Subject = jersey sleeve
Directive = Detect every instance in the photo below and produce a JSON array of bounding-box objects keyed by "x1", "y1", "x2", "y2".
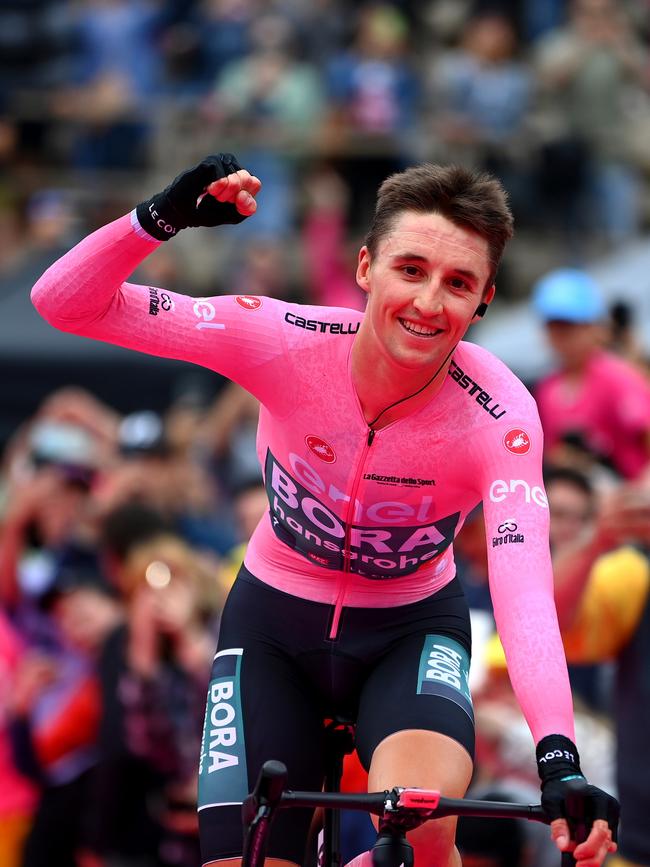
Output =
[
  {"x1": 475, "y1": 406, "x2": 576, "y2": 743},
  {"x1": 562, "y1": 546, "x2": 650, "y2": 663},
  {"x1": 30, "y1": 213, "x2": 295, "y2": 410}
]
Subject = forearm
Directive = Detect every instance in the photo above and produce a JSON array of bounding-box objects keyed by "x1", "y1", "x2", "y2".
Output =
[{"x1": 493, "y1": 587, "x2": 575, "y2": 744}]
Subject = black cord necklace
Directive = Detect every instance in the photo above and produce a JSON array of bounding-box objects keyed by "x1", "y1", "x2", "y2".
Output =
[{"x1": 367, "y1": 342, "x2": 458, "y2": 429}]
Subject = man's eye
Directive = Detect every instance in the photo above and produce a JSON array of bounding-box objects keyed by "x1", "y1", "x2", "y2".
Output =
[
  {"x1": 449, "y1": 277, "x2": 468, "y2": 290},
  {"x1": 402, "y1": 265, "x2": 421, "y2": 277}
]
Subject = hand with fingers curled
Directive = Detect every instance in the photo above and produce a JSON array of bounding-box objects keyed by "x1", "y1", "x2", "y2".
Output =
[
  {"x1": 536, "y1": 734, "x2": 620, "y2": 864},
  {"x1": 135, "y1": 153, "x2": 262, "y2": 241}
]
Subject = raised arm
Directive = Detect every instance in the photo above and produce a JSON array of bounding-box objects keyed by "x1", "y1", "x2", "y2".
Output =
[{"x1": 30, "y1": 156, "x2": 297, "y2": 405}]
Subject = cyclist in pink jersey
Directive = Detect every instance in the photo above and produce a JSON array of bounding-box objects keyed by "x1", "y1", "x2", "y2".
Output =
[{"x1": 30, "y1": 154, "x2": 618, "y2": 866}]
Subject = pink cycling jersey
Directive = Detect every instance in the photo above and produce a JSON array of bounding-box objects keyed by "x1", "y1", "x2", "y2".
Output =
[{"x1": 31, "y1": 212, "x2": 575, "y2": 742}]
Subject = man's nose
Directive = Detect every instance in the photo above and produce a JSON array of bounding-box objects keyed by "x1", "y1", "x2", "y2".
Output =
[{"x1": 413, "y1": 283, "x2": 443, "y2": 317}]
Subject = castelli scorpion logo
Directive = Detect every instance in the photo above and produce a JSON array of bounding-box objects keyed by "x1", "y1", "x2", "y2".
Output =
[
  {"x1": 305, "y1": 435, "x2": 336, "y2": 463},
  {"x1": 503, "y1": 428, "x2": 531, "y2": 455}
]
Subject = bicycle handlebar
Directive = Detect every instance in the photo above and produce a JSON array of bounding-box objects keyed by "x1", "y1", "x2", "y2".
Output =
[{"x1": 243, "y1": 761, "x2": 581, "y2": 867}]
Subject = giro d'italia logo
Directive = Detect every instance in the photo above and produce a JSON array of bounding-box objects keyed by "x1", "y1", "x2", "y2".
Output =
[
  {"x1": 305, "y1": 435, "x2": 336, "y2": 463},
  {"x1": 235, "y1": 295, "x2": 262, "y2": 310},
  {"x1": 503, "y1": 428, "x2": 531, "y2": 455}
]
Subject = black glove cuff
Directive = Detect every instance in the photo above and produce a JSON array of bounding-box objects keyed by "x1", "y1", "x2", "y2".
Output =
[
  {"x1": 135, "y1": 196, "x2": 182, "y2": 242},
  {"x1": 536, "y1": 734, "x2": 582, "y2": 784}
]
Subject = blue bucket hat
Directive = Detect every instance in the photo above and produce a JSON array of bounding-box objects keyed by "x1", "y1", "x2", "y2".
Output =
[{"x1": 532, "y1": 268, "x2": 606, "y2": 323}]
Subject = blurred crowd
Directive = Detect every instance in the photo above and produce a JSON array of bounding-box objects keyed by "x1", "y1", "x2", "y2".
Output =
[
  {"x1": 2, "y1": 1, "x2": 650, "y2": 866},
  {"x1": 2, "y1": 0, "x2": 650, "y2": 298}
]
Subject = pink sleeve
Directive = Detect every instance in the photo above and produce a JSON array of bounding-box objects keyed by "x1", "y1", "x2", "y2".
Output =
[
  {"x1": 474, "y1": 415, "x2": 575, "y2": 743},
  {"x1": 31, "y1": 213, "x2": 293, "y2": 408}
]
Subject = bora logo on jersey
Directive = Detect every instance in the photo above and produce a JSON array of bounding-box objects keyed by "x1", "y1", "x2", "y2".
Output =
[{"x1": 265, "y1": 449, "x2": 460, "y2": 579}]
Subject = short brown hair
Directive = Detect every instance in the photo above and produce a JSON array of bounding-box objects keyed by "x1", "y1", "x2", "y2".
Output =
[{"x1": 364, "y1": 163, "x2": 514, "y2": 287}]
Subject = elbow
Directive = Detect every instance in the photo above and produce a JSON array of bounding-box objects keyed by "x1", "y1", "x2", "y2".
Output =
[
  {"x1": 30, "y1": 272, "x2": 70, "y2": 331},
  {"x1": 31, "y1": 273, "x2": 54, "y2": 322}
]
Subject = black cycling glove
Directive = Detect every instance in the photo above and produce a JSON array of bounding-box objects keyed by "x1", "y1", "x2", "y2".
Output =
[
  {"x1": 537, "y1": 734, "x2": 619, "y2": 841},
  {"x1": 136, "y1": 153, "x2": 249, "y2": 241}
]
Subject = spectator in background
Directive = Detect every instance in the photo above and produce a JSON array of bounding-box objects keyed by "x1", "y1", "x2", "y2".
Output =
[
  {"x1": 0, "y1": 611, "x2": 38, "y2": 867},
  {"x1": 607, "y1": 299, "x2": 649, "y2": 374},
  {"x1": 325, "y1": 3, "x2": 418, "y2": 138},
  {"x1": 532, "y1": 0, "x2": 649, "y2": 244},
  {"x1": 301, "y1": 163, "x2": 366, "y2": 310},
  {"x1": 197, "y1": 0, "x2": 256, "y2": 85},
  {"x1": 427, "y1": 12, "x2": 533, "y2": 223},
  {"x1": 6, "y1": 553, "x2": 121, "y2": 867},
  {"x1": 552, "y1": 470, "x2": 650, "y2": 867},
  {"x1": 532, "y1": 268, "x2": 650, "y2": 482},
  {"x1": 285, "y1": 0, "x2": 353, "y2": 68},
  {"x1": 0, "y1": 190, "x2": 81, "y2": 302},
  {"x1": 223, "y1": 235, "x2": 302, "y2": 303},
  {"x1": 199, "y1": 381, "x2": 262, "y2": 498},
  {"x1": 545, "y1": 465, "x2": 597, "y2": 553},
  {"x1": 95, "y1": 409, "x2": 237, "y2": 558},
  {"x1": 33, "y1": 504, "x2": 218, "y2": 867},
  {"x1": 453, "y1": 505, "x2": 491, "y2": 614},
  {"x1": 203, "y1": 10, "x2": 325, "y2": 239},
  {"x1": 0, "y1": 0, "x2": 74, "y2": 171},
  {"x1": 323, "y1": 3, "x2": 421, "y2": 226},
  {"x1": 117, "y1": 531, "x2": 215, "y2": 867},
  {"x1": 0, "y1": 419, "x2": 99, "y2": 643},
  {"x1": 216, "y1": 478, "x2": 269, "y2": 602},
  {"x1": 544, "y1": 465, "x2": 610, "y2": 712},
  {"x1": 0, "y1": 388, "x2": 117, "y2": 636},
  {"x1": 50, "y1": 0, "x2": 164, "y2": 169},
  {"x1": 208, "y1": 10, "x2": 325, "y2": 138}
]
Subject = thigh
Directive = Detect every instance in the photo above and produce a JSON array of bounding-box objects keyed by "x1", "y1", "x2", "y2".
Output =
[
  {"x1": 354, "y1": 629, "x2": 475, "y2": 771},
  {"x1": 198, "y1": 574, "x2": 326, "y2": 865}
]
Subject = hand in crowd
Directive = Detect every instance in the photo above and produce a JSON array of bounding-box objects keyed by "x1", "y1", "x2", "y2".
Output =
[
  {"x1": 2, "y1": 466, "x2": 66, "y2": 530},
  {"x1": 128, "y1": 577, "x2": 202, "y2": 678},
  {"x1": 593, "y1": 483, "x2": 650, "y2": 552},
  {"x1": 9, "y1": 652, "x2": 59, "y2": 716},
  {"x1": 34, "y1": 387, "x2": 120, "y2": 455}
]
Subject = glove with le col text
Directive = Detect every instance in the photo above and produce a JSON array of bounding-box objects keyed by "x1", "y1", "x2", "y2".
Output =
[
  {"x1": 537, "y1": 734, "x2": 619, "y2": 840},
  {"x1": 135, "y1": 153, "x2": 248, "y2": 241}
]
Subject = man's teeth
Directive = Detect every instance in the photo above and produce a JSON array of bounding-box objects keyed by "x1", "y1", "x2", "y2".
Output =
[{"x1": 400, "y1": 319, "x2": 439, "y2": 336}]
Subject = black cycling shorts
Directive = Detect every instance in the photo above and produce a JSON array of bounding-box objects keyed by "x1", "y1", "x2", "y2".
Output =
[{"x1": 198, "y1": 565, "x2": 474, "y2": 865}]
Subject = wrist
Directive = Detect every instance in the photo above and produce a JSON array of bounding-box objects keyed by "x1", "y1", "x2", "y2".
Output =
[
  {"x1": 134, "y1": 198, "x2": 181, "y2": 242},
  {"x1": 536, "y1": 734, "x2": 583, "y2": 784}
]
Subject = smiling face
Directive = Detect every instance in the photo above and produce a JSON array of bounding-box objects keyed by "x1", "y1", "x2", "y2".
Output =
[{"x1": 355, "y1": 210, "x2": 495, "y2": 375}]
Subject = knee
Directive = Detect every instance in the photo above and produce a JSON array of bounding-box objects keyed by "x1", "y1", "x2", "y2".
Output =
[{"x1": 408, "y1": 815, "x2": 459, "y2": 867}]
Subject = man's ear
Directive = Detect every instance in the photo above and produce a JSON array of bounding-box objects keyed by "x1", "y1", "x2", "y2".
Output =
[
  {"x1": 356, "y1": 246, "x2": 371, "y2": 294},
  {"x1": 473, "y1": 283, "x2": 496, "y2": 319}
]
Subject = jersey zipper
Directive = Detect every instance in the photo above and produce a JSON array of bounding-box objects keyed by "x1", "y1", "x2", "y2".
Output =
[{"x1": 328, "y1": 426, "x2": 376, "y2": 639}]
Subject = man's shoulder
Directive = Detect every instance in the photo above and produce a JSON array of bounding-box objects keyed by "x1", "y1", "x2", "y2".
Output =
[
  {"x1": 280, "y1": 302, "x2": 364, "y2": 337},
  {"x1": 453, "y1": 341, "x2": 537, "y2": 406}
]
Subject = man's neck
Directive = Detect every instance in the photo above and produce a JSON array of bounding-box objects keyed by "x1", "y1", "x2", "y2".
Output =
[{"x1": 350, "y1": 337, "x2": 451, "y2": 428}]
